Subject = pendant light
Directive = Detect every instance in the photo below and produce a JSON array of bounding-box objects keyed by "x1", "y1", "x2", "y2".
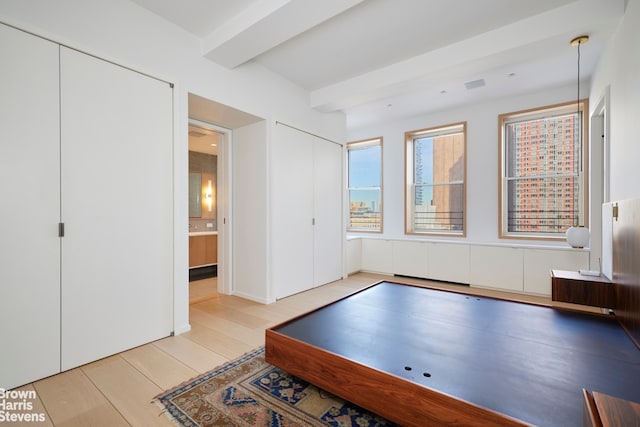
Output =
[{"x1": 565, "y1": 35, "x2": 590, "y2": 249}]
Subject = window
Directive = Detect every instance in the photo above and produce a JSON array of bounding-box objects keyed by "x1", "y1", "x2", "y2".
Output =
[
  {"x1": 405, "y1": 123, "x2": 466, "y2": 235},
  {"x1": 499, "y1": 100, "x2": 588, "y2": 239},
  {"x1": 347, "y1": 137, "x2": 382, "y2": 232}
]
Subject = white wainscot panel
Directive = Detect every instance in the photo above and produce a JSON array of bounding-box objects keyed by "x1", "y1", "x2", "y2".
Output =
[
  {"x1": 470, "y1": 246, "x2": 523, "y2": 292},
  {"x1": 428, "y1": 242, "x2": 470, "y2": 284},
  {"x1": 392, "y1": 240, "x2": 428, "y2": 278},
  {"x1": 361, "y1": 239, "x2": 393, "y2": 275},
  {"x1": 346, "y1": 238, "x2": 362, "y2": 275},
  {"x1": 523, "y1": 248, "x2": 590, "y2": 295}
]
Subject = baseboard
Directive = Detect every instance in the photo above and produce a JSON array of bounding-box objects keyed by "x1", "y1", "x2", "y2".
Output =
[
  {"x1": 189, "y1": 265, "x2": 217, "y2": 281},
  {"x1": 174, "y1": 323, "x2": 191, "y2": 335},
  {"x1": 233, "y1": 290, "x2": 270, "y2": 304}
]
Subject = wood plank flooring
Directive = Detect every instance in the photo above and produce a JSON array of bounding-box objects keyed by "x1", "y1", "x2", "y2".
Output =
[{"x1": 4, "y1": 273, "x2": 602, "y2": 426}]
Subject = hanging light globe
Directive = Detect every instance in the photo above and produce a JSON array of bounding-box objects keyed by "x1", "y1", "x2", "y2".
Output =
[{"x1": 566, "y1": 225, "x2": 590, "y2": 248}]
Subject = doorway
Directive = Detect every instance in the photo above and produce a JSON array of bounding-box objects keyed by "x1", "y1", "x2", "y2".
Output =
[
  {"x1": 188, "y1": 119, "x2": 230, "y2": 303},
  {"x1": 187, "y1": 92, "x2": 265, "y2": 304}
]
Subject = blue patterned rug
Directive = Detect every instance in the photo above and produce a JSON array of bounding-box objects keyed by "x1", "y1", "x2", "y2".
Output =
[{"x1": 155, "y1": 346, "x2": 398, "y2": 427}]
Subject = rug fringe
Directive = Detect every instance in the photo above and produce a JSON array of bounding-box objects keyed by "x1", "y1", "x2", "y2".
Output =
[{"x1": 152, "y1": 399, "x2": 186, "y2": 427}]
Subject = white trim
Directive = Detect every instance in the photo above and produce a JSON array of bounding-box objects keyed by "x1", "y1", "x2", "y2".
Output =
[
  {"x1": 589, "y1": 86, "x2": 610, "y2": 271},
  {"x1": 174, "y1": 324, "x2": 192, "y2": 335},
  {"x1": 188, "y1": 118, "x2": 233, "y2": 295}
]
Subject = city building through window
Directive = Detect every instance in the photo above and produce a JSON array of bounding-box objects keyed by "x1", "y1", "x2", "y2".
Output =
[
  {"x1": 405, "y1": 122, "x2": 466, "y2": 235},
  {"x1": 347, "y1": 137, "x2": 382, "y2": 232},
  {"x1": 499, "y1": 100, "x2": 588, "y2": 239}
]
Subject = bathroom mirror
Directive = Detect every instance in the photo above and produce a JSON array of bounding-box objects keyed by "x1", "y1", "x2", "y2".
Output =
[{"x1": 189, "y1": 172, "x2": 202, "y2": 218}]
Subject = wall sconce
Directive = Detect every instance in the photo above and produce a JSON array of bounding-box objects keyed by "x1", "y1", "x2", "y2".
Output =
[{"x1": 205, "y1": 179, "x2": 213, "y2": 212}]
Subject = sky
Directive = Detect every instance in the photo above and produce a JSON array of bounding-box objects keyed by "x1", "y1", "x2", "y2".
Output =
[{"x1": 348, "y1": 139, "x2": 436, "y2": 210}]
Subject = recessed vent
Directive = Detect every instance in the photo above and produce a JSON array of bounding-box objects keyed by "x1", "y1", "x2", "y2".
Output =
[{"x1": 464, "y1": 79, "x2": 486, "y2": 90}]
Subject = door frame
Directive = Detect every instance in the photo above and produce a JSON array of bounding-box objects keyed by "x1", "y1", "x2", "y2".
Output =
[
  {"x1": 589, "y1": 86, "x2": 610, "y2": 272},
  {"x1": 189, "y1": 118, "x2": 233, "y2": 295}
]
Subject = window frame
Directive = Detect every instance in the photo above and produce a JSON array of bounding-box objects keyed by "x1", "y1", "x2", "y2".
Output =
[
  {"x1": 498, "y1": 99, "x2": 589, "y2": 240},
  {"x1": 347, "y1": 137, "x2": 383, "y2": 233},
  {"x1": 404, "y1": 122, "x2": 467, "y2": 237}
]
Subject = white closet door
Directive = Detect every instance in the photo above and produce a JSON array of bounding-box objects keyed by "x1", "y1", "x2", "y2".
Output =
[
  {"x1": 60, "y1": 48, "x2": 173, "y2": 369},
  {"x1": 313, "y1": 139, "x2": 343, "y2": 286},
  {"x1": 272, "y1": 124, "x2": 314, "y2": 299},
  {"x1": 0, "y1": 24, "x2": 61, "y2": 389}
]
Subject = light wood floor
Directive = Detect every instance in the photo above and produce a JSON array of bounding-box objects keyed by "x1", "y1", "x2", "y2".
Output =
[
  {"x1": 7, "y1": 272, "x2": 598, "y2": 426},
  {"x1": 188, "y1": 276, "x2": 218, "y2": 304}
]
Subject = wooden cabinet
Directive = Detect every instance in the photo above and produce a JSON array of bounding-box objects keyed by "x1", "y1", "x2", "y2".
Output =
[
  {"x1": 551, "y1": 269, "x2": 615, "y2": 308},
  {"x1": 189, "y1": 234, "x2": 218, "y2": 267}
]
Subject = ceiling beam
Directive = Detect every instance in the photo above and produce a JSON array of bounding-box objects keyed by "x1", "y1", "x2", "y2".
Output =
[
  {"x1": 203, "y1": 0, "x2": 364, "y2": 69},
  {"x1": 310, "y1": 0, "x2": 623, "y2": 113}
]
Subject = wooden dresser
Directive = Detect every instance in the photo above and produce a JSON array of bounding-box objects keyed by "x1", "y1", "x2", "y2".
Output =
[{"x1": 551, "y1": 269, "x2": 616, "y2": 308}]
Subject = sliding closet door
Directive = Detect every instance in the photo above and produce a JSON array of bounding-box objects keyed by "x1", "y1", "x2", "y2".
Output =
[
  {"x1": 0, "y1": 24, "x2": 61, "y2": 389},
  {"x1": 272, "y1": 124, "x2": 343, "y2": 299},
  {"x1": 313, "y1": 139, "x2": 343, "y2": 286},
  {"x1": 272, "y1": 124, "x2": 314, "y2": 299},
  {"x1": 60, "y1": 48, "x2": 173, "y2": 369}
]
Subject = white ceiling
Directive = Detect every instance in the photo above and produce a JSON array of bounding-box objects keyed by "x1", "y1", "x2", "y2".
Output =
[
  {"x1": 131, "y1": 0, "x2": 625, "y2": 129},
  {"x1": 188, "y1": 124, "x2": 220, "y2": 155}
]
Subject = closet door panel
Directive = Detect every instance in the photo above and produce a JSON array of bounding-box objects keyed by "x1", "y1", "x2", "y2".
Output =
[
  {"x1": 272, "y1": 124, "x2": 314, "y2": 299},
  {"x1": 60, "y1": 48, "x2": 173, "y2": 370},
  {"x1": 0, "y1": 24, "x2": 61, "y2": 389},
  {"x1": 313, "y1": 139, "x2": 342, "y2": 286}
]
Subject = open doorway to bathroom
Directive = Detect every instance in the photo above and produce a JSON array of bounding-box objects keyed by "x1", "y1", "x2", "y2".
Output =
[
  {"x1": 188, "y1": 119, "x2": 225, "y2": 303},
  {"x1": 187, "y1": 92, "x2": 264, "y2": 303}
]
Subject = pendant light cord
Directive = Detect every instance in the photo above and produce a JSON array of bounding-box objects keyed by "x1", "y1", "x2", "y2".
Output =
[
  {"x1": 577, "y1": 39, "x2": 581, "y2": 112},
  {"x1": 570, "y1": 34, "x2": 588, "y2": 227},
  {"x1": 577, "y1": 39, "x2": 582, "y2": 176}
]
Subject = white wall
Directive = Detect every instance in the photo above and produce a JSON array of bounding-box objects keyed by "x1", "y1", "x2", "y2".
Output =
[
  {"x1": 0, "y1": 0, "x2": 345, "y2": 333},
  {"x1": 0, "y1": 1, "x2": 344, "y2": 138},
  {"x1": 591, "y1": 0, "x2": 640, "y2": 202},
  {"x1": 587, "y1": 0, "x2": 640, "y2": 276},
  {"x1": 347, "y1": 0, "x2": 640, "y2": 275},
  {"x1": 348, "y1": 83, "x2": 582, "y2": 246},
  {"x1": 233, "y1": 121, "x2": 270, "y2": 303}
]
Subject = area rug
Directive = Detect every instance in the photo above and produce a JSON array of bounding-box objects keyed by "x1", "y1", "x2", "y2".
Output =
[{"x1": 155, "y1": 346, "x2": 398, "y2": 427}]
